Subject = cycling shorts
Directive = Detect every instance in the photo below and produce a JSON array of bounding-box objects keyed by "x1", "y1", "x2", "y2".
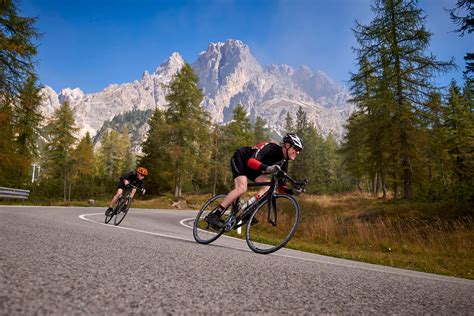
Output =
[{"x1": 231, "y1": 150, "x2": 261, "y2": 182}]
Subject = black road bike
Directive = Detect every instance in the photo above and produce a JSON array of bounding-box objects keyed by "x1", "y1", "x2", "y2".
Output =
[
  {"x1": 193, "y1": 168, "x2": 307, "y2": 254},
  {"x1": 105, "y1": 184, "x2": 144, "y2": 226}
]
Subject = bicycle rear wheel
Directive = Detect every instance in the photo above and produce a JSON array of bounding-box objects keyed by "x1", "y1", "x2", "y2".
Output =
[
  {"x1": 193, "y1": 194, "x2": 229, "y2": 244},
  {"x1": 114, "y1": 198, "x2": 130, "y2": 226},
  {"x1": 246, "y1": 194, "x2": 300, "y2": 254},
  {"x1": 105, "y1": 209, "x2": 114, "y2": 224}
]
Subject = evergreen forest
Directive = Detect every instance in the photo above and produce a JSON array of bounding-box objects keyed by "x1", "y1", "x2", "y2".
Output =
[{"x1": 1, "y1": 0, "x2": 472, "y2": 204}]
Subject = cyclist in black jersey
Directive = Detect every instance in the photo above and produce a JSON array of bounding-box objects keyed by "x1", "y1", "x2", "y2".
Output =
[
  {"x1": 105, "y1": 167, "x2": 148, "y2": 216},
  {"x1": 207, "y1": 133, "x2": 303, "y2": 228}
]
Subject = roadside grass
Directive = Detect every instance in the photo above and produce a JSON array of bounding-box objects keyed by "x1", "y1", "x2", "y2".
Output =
[
  {"x1": 5, "y1": 192, "x2": 472, "y2": 279},
  {"x1": 289, "y1": 193, "x2": 473, "y2": 279}
]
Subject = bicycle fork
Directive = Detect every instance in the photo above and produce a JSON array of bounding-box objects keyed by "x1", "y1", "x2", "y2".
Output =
[{"x1": 267, "y1": 196, "x2": 278, "y2": 226}]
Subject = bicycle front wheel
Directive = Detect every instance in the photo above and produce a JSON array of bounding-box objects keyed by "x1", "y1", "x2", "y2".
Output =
[
  {"x1": 246, "y1": 194, "x2": 300, "y2": 254},
  {"x1": 114, "y1": 198, "x2": 130, "y2": 226},
  {"x1": 193, "y1": 194, "x2": 228, "y2": 244}
]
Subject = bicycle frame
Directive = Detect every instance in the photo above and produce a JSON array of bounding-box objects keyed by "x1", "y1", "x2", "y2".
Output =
[
  {"x1": 238, "y1": 170, "x2": 305, "y2": 227},
  {"x1": 113, "y1": 184, "x2": 142, "y2": 215}
]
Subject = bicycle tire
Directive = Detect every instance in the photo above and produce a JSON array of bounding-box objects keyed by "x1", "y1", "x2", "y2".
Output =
[
  {"x1": 114, "y1": 198, "x2": 130, "y2": 226},
  {"x1": 105, "y1": 210, "x2": 114, "y2": 224},
  {"x1": 193, "y1": 194, "x2": 228, "y2": 244},
  {"x1": 246, "y1": 194, "x2": 300, "y2": 254}
]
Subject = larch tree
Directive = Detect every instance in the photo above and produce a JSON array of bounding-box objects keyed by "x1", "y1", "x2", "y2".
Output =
[
  {"x1": 44, "y1": 102, "x2": 78, "y2": 201},
  {"x1": 164, "y1": 63, "x2": 211, "y2": 197},
  {"x1": 13, "y1": 74, "x2": 43, "y2": 186},
  {"x1": 253, "y1": 116, "x2": 270, "y2": 144},
  {"x1": 0, "y1": 0, "x2": 40, "y2": 186},
  {"x1": 351, "y1": 0, "x2": 455, "y2": 198}
]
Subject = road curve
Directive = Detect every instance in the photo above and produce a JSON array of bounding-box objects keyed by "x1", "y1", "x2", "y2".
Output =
[{"x1": 1, "y1": 205, "x2": 472, "y2": 314}]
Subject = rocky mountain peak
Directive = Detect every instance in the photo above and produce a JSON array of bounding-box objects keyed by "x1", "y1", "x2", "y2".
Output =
[
  {"x1": 154, "y1": 52, "x2": 184, "y2": 76},
  {"x1": 39, "y1": 39, "x2": 354, "y2": 150},
  {"x1": 58, "y1": 87, "x2": 84, "y2": 105},
  {"x1": 293, "y1": 65, "x2": 313, "y2": 82}
]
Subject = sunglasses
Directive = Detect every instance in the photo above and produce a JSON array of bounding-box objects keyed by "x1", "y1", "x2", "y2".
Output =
[{"x1": 291, "y1": 145, "x2": 301, "y2": 153}]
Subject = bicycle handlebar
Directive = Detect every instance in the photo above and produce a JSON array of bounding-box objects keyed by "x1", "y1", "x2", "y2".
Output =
[
  {"x1": 125, "y1": 183, "x2": 146, "y2": 195},
  {"x1": 272, "y1": 167, "x2": 308, "y2": 193}
]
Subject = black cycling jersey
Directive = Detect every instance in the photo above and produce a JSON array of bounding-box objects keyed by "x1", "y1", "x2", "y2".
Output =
[
  {"x1": 118, "y1": 171, "x2": 145, "y2": 189},
  {"x1": 231, "y1": 142, "x2": 288, "y2": 181}
]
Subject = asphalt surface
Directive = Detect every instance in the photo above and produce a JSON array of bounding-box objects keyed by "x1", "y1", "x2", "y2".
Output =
[{"x1": 1, "y1": 205, "x2": 473, "y2": 314}]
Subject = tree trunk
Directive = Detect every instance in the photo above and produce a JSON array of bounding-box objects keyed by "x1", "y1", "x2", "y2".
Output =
[
  {"x1": 174, "y1": 167, "x2": 181, "y2": 197},
  {"x1": 375, "y1": 173, "x2": 380, "y2": 196},
  {"x1": 63, "y1": 175, "x2": 67, "y2": 202},
  {"x1": 381, "y1": 173, "x2": 387, "y2": 199},
  {"x1": 392, "y1": 173, "x2": 398, "y2": 199},
  {"x1": 212, "y1": 165, "x2": 217, "y2": 196}
]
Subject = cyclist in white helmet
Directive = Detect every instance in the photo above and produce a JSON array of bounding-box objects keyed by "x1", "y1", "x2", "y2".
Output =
[{"x1": 207, "y1": 132, "x2": 303, "y2": 228}]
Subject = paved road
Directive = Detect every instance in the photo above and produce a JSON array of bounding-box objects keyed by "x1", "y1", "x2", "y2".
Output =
[{"x1": 1, "y1": 205, "x2": 473, "y2": 314}]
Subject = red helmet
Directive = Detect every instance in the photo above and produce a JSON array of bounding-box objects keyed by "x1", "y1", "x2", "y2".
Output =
[{"x1": 137, "y1": 167, "x2": 148, "y2": 176}]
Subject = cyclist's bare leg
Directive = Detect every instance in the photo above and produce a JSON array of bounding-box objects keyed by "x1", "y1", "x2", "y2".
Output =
[
  {"x1": 220, "y1": 176, "x2": 248, "y2": 208},
  {"x1": 254, "y1": 174, "x2": 271, "y2": 197},
  {"x1": 109, "y1": 188, "x2": 123, "y2": 208},
  {"x1": 129, "y1": 188, "x2": 137, "y2": 200}
]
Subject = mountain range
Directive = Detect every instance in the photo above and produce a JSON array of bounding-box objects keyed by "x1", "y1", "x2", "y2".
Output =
[{"x1": 39, "y1": 39, "x2": 354, "y2": 151}]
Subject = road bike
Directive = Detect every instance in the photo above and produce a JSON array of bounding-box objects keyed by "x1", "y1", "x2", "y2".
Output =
[
  {"x1": 193, "y1": 168, "x2": 307, "y2": 254},
  {"x1": 105, "y1": 184, "x2": 144, "y2": 226}
]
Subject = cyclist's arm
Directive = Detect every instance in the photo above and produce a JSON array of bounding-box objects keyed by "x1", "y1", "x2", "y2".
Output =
[{"x1": 247, "y1": 143, "x2": 281, "y2": 172}]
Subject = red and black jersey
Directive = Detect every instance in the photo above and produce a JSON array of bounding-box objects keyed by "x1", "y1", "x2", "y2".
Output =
[{"x1": 230, "y1": 142, "x2": 287, "y2": 181}]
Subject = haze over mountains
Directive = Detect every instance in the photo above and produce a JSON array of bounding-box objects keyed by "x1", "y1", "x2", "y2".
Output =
[{"x1": 40, "y1": 39, "x2": 354, "y2": 149}]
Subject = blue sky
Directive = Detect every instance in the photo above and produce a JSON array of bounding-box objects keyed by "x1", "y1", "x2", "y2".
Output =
[{"x1": 22, "y1": 0, "x2": 472, "y2": 94}]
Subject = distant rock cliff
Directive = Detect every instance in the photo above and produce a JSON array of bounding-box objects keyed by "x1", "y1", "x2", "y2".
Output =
[{"x1": 40, "y1": 39, "x2": 354, "y2": 151}]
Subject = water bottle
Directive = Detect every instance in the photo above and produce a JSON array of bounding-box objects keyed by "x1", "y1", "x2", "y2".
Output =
[{"x1": 240, "y1": 196, "x2": 257, "y2": 211}]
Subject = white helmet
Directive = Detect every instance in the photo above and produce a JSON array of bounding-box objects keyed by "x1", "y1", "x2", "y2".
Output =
[{"x1": 283, "y1": 133, "x2": 303, "y2": 151}]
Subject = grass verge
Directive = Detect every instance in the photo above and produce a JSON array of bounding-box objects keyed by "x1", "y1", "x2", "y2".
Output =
[{"x1": 4, "y1": 192, "x2": 472, "y2": 279}]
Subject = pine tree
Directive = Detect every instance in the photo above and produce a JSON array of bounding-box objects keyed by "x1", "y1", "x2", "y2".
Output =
[
  {"x1": 224, "y1": 104, "x2": 254, "y2": 153},
  {"x1": 71, "y1": 132, "x2": 95, "y2": 198},
  {"x1": 44, "y1": 102, "x2": 78, "y2": 201},
  {"x1": 295, "y1": 106, "x2": 308, "y2": 136},
  {"x1": 448, "y1": 0, "x2": 473, "y2": 80},
  {"x1": 0, "y1": 0, "x2": 40, "y2": 99},
  {"x1": 351, "y1": 0, "x2": 455, "y2": 198},
  {"x1": 98, "y1": 130, "x2": 123, "y2": 180},
  {"x1": 119, "y1": 127, "x2": 135, "y2": 174},
  {"x1": 253, "y1": 116, "x2": 270, "y2": 143},
  {"x1": 13, "y1": 74, "x2": 43, "y2": 186},
  {"x1": 139, "y1": 108, "x2": 172, "y2": 195},
  {"x1": 0, "y1": 0, "x2": 39, "y2": 187},
  {"x1": 443, "y1": 81, "x2": 473, "y2": 198},
  {"x1": 0, "y1": 102, "x2": 20, "y2": 186},
  {"x1": 209, "y1": 124, "x2": 227, "y2": 194},
  {"x1": 284, "y1": 111, "x2": 294, "y2": 133},
  {"x1": 293, "y1": 106, "x2": 309, "y2": 177},
  {"x1": 164, "y1": 63, "x2": 211, "y2": 197}
]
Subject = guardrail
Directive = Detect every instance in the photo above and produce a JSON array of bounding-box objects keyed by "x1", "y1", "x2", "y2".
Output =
[{"x1": 0, "y1": 187, "x2": 30, "y2": 200}]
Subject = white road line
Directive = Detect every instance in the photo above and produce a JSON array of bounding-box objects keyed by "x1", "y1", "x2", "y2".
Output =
[
  {"x1": 79, "y1": 213, "x2": 195, "y2": 243},
  {"x1": 80, "y1": 212, "x2": 472, "y2": 285}
]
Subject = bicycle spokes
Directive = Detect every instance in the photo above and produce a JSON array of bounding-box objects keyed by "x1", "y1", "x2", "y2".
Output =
[
  {"x1": 193, "y1": 194, "x2": 228, "y2": 244},
  {"x1": 246, "y1": 194, "x2": 300, "y2": 254}
]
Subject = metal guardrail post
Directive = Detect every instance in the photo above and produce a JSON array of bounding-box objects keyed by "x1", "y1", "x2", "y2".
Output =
[{"x1": 0, "y1": 187, "x2": 30, "y2": 200}]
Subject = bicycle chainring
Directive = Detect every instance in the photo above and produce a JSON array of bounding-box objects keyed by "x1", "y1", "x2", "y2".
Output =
[{"x1": 224, "y1": 213, "x2": 237, "y2": 232}]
